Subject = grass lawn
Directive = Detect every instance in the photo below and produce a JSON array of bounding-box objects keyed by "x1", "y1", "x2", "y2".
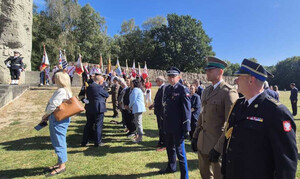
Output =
[{"x1": 0, "y1": 87, "x2": 299, "y2": 178}]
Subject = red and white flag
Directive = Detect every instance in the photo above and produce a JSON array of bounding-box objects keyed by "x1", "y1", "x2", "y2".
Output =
[
  {"x1": 142, "y1": 61, "x2": 148, "y2": 79},
  {"x1": 75, "y1": 54, "x2": 84, "y2": 75},
  {"x1": 131, "y1": 60, "x2": 136, "y2": 77},
  {"x1": 40, "y1": 45, "x2": 50, "y2": 71}
]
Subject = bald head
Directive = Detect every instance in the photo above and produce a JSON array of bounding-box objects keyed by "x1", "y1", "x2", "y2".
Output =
[{"x1": 94, "y1": 75, "x2": 105, "y2": 85}]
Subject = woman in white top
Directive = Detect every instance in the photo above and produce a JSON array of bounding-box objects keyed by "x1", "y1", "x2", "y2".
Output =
[{"x1": 41, "y1": 72, "x2": 72, "y2": 177}]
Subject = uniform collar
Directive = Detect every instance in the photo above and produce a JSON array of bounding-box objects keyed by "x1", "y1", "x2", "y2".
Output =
[
  {"x1": 213, "y1": 80, "x2": 223, "y2": 89},
  {"x1": 246, "y1": 91, "x2": 264, "y2": 106},
  {"x1": 160, "y1": 83, "x2": 165, "y2": 88}
]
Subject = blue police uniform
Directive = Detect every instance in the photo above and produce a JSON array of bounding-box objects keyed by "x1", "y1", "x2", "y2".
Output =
[
  {"x1": 222, "y1": 92, "x2": 297, "y2": 179},
  {"x1": 162, "y1": 82, "x2": 191, "y2": 179},
  {"x1": 265, "y1": 88, "x2": 279, "y2": 101},
  {"x1": 189, "y1": 93, "x2": 201, "y2": 139},
  {"x1": 81, "y1": 82, "x2": 109, "y2": 146}
]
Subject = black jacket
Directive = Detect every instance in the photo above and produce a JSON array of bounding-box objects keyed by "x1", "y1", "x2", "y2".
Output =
[
  {"x1": 222, "y1": 92, "x2": 297, "y2": 179},
  {"x1": 290, "y1": 87, "x2": 298, "y2": 101}
]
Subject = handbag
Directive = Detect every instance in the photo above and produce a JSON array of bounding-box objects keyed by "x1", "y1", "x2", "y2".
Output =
[{"x1": 53, "y1": 96, "x2": 85, "y2": 121}]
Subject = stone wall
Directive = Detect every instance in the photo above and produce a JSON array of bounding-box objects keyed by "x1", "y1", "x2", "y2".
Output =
[
  {"x1": 0, "y1": 0, "x2": 33, "y2": 84},
  {"x1": 25, "y1": 68, "x2": 237, "y2": 87}
]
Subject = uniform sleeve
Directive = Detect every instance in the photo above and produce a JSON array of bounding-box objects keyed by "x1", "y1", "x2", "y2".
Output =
[
  {"x1": 45, "y1": 88, "x2": 67, "y2": 115},
  {"x1": 267, "y1": 105, "x2": 297, "y2": 179},
  {"x1": 214, "y1": 88, "x2": 239, "y2": 153},
  {"x1": 193, "y1": 93, "x2": 205, "y2": 139},
  {"x1": 181, "y1": 87, "x2": 192, "y2": 132}
]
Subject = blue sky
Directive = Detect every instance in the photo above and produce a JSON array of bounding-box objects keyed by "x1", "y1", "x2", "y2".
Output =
[{"x1": 34, "y1": 0, "x2": 300, "y2": 66}]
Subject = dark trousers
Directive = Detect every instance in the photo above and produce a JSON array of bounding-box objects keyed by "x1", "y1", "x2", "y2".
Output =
[
  {"x1": 189, "y1": 119, "x2": 197, "y2": 139},
  {"x1": 291, "y1": 100, "x2": 298, "y2": 116},
  {"x1": 69, "y1": 75, "x2": 73, "y2": 85},
  {"x1": 123, "y1": 110, "x2": 135, "y2": 133},
  {"x1": 82, "y1": 73, "x2": 88, "y2": 85},
  {"x1": 112, "y1": 95, "x2": 118, "y2": 117},
  {"x1": 165, "y1": 132, "x2": 189, "y2": 179},
  {"x1": 156, "y1": 114, "x2": 165, "y2": 146},
  {"x1": 82, "y1": 112, "x2": 104, "y2": 145},
  {"x1": 10, "y1": 68, "x2": 20, "y2": 80}
]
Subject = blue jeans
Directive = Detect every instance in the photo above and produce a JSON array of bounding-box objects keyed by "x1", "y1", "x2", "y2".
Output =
[{"x1": 49, "y1": 113, "x2": 70, "y2": 164}]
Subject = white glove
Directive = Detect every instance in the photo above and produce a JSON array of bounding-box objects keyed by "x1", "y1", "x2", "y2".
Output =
[
  {"x1": 83, "y1": 98, "x2": 89, "y2": 104},
  {"x1": 6, "y1": 64, "x2": 11, "y2": 68}
]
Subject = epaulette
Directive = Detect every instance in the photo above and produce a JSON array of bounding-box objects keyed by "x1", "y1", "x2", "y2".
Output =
[
  {"x1": 223, "y1": 82, "x2": 234, "y2": 90},
  {"x1": 266, "y1": 96, "x2": 281, "y2": 106}
]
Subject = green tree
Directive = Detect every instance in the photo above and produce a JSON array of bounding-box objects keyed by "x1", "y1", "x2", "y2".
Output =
[
  {"x1": 75, "y1": 4, "x2": 107, "y2": 63},
  {"x1": 150, "y1": 14, "x2": 214, "y2": 72},
  {"x1": 142, "y1": 16, "x2": 167, "y2": 31},
  {"x1": 223, "y1": 60, "x2": 240, "y2": 76},
  {"x1": 269, "y1": 56, "x2": 300, "y2": 90}
]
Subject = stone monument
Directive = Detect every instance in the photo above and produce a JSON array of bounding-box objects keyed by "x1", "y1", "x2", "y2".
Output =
[{"x1": 0, "y1": 0, "x2": 33, "y2": 84}]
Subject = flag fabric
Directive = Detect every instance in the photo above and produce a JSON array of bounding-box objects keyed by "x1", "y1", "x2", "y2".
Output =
[
  {"x1": 106, "y1": 56, "x2": 111, "y2": 74},
  {"x1": 125, "y1": 59, "x2": 129, "y2": 77},
  {"x1": 142, "y1": 61, "x2": 148, "y2": 79},
  {"x1": 75, "y1": 54, "x2": 84, "y2": 75},
  {"x1": 114, "y1": 59, "x2": 122, "y2": 76},
  {"x1": 138, "y1": 62, "x2": 141, "y2": 77},
  {"x1": 131, "y1": 60, "x2": 136, "y2": 77},
  {"x1": 61, "y1": 50, "x2": 68, "y2": 69},
  {"x1": 58, "y1": 50, "x2": 63, "y2": 68},
  {"x1": 40, "y1": 45, "x2": 50, "y2": 71},
  {"x1": 99, "y1": 54, "x2": 104, "y2": 73}
]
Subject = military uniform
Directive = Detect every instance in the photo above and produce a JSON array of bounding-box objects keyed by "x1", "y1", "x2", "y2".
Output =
[
  {"x1": 222, "y1": 58, "x2": 298, "y2": 179},
  {"x1": 159, "y1": 67, "x2": 191, "y2": 179},
  {"x1": 222, "y1": 92, "x2": 297, "y2": 179},
  {"x1": 4, "y1": 54, "x2": 24, "y2": 84},
  {"x1": 192, "y1": 57, "x2": 238, "y2": 179}
]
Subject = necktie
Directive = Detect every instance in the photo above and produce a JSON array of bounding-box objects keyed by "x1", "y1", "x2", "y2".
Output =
[{"x1": 241, "y1": 100, "x2": 249, "y2": 112}]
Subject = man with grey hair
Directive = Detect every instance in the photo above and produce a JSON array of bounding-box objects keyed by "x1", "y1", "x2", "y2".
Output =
[
  {"x1": 149, "y1": 76, "x2": 166, "y2": 150},
  {"x1": 222, "y1": 59, "x2": 297, "y2": 178}
]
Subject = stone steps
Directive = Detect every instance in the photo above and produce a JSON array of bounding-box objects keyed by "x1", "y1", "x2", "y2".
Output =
[{"x1": 0, "y1": 84, "x2": 29, "y2": 109}]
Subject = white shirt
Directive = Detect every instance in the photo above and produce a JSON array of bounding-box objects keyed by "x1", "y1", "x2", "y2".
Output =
[
  {"x1": 45, "y1": 88, "x2": 72, "y2": 115},
  {"x1": 213, "y1": 80, "x2": 223, "y2": 89},
  {"x1": 246, "y1": 91, "x2": 264, "y2": 107}
]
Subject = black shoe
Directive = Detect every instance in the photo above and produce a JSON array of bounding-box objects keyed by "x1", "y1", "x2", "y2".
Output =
[
  {"x1": 158, "y1": 168, "x2": 176, "y2": 174},
  {"x1": 80, "y1": 143, "x2": 87, "y2": 147},
  {"x1": 94, "y1": 142, "x2": 105, "y2": 147}
]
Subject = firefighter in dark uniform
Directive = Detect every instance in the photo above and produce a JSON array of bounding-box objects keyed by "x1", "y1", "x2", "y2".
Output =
[
  {"x1": 159, "y1": 67, "x2": 191, "y2": 179},
  {"x1": 222, "y1": 59, "x2": 298, "y2": 179},
  {"x1": 4, "y1": 51, "x2": 24, "y2": 85}
]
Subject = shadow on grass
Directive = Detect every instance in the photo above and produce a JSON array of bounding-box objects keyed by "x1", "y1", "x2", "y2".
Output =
[
  {"x1": 0, "y1": 136, "x2": 53, "y2": 151},
  {"x1": 64, "y1": 171, "x2": 159, "y2": 179},
  {"x1": 0, "y1": 167, "x2": 47, "y2": 178}
]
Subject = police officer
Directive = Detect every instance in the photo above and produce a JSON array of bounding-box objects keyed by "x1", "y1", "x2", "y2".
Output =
[
  {"x1": 222, "y1": 59, "x2": 298, "y2": 179},
  {"x1": 159, "y1": 67, "x2": 191, "y2": 179},
  {"x1": 81, "y1": 73, "x2": 109, "y2": 147},
  {"x1": 192, "y1": 57, "x2": 238, "y2": 179},
  {"x1": 4, "y1": 51, "x2": 24, "y2": 85}
]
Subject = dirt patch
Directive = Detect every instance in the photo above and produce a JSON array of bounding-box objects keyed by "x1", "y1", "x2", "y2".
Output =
[{"x1": 0, "y1": 87, "x2": 80, "y2": 130}]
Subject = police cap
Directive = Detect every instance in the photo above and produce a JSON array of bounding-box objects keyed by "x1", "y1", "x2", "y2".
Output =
[
  {"x1": 234, "y1": 59, "x2": 273, "y2": 82},
  {"x1": 167, "y1": 67, "x2": 180, "y2": 76}
]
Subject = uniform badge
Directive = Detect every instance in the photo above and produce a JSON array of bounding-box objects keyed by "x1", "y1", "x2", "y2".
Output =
[
  {"x1": 254, "y1": 104, "x2": 258, "y2": 108},
  {"x1": 246, "y1": 116, "x2": 263, "y2": 122},
  {"x1": 283, "y1": 121, "x2": 292, "y2": 132}
]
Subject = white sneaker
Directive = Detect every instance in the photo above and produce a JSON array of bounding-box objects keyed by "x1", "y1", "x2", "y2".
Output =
[
  {"x1": 40, "y1": 83, "x2": 44, "y2": 86},
  {"x1": 15, "y1": 80, "x2": 19, "y2": 85},
  {"x1": 46, "y1": 83, "x2": 50, "y2": 86}
]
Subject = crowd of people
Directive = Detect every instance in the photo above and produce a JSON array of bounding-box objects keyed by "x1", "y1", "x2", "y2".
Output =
[{"x1": 39, "y1": 56, "x2": 298, "y2": 178}]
